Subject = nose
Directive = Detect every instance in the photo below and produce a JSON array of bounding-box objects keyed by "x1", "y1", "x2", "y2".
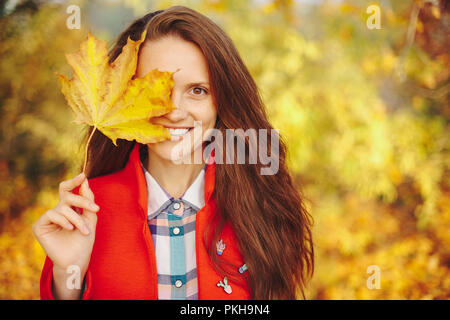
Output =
[{"x1": 165, "y1": 89, "x2": 188, "y2": 122}]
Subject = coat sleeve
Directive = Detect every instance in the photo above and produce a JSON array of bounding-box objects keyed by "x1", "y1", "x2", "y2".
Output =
[{"x1": 39, "y1": 255, "x2": 55, "y2": 300}]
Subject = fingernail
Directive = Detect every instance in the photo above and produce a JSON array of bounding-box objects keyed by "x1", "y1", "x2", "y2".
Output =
[
  {"x1": 82, "y1": 225, "x2": 90, "y2": 234},
  {"x1": 90, "y1": 203, "x2": 99, "y2": 211}
]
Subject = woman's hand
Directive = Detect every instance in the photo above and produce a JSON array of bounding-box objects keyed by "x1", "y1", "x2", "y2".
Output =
[{"x1": 32, "y1": 172, "x2": 99, "y2": 299}]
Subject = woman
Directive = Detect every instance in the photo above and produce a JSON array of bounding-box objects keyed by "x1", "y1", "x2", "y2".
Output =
[{"x1": 33, "y1": 5, "x2": 314, "y2": 300}]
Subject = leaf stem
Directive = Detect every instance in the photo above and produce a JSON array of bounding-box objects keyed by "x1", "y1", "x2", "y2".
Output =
[{"x1": 83, "y1": 125, "x2": 97, "y2": 174}]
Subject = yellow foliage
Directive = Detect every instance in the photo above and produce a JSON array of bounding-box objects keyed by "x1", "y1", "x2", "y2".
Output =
[
  {"x1": 431, "y1": 6, "x2": 441, "y2": 20},
  {"x1": 307, "y1": 192, "x2": 450, "y2": 299},
  {"x1": 0, "y1": 205, "x2": 47, "y2": 299}
]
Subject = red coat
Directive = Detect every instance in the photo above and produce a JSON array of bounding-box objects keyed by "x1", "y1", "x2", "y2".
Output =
[{"x1": 40, "y1": 143, "x2": 250, "y2": 299}]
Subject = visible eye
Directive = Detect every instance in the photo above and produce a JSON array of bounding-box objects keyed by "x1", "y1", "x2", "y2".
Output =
[{"x1": 190, "y1": 87, "x2": 208, "y2": 96}]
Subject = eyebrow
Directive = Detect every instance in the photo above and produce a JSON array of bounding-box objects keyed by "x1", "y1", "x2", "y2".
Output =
[{"x1": 185, "y1": 82, "x2": 210, "y2": 87}]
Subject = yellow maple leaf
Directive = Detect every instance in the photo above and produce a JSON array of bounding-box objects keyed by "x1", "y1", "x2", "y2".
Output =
[{"x1": 56, "y1": 30, "x2": 176, "y2": 150}]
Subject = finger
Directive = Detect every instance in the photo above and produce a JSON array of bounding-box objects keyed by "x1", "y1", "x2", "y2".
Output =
[
  {"x1": 45, "y1": 210, "x2": 75, "y2": 231},
  {"x1": 61, "y1": 191, "x2": 99, "y2": 213},
  {"x1": 57, "y1": 205, "x2": 90, "y2": 235},
  {"x1": 80, "y1": 178, "x2": 94, "y2": 202},
  {"x1": 59, "y1": 172, "x2": 86, "y2": 194},
  {"x1": 79, "y1": 179, "x2": 99, "y2": 224}
]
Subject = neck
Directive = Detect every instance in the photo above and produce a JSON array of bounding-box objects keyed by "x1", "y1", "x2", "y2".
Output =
[{"x1": 145, "y1": 147, "x2": 205, "y2": 199}]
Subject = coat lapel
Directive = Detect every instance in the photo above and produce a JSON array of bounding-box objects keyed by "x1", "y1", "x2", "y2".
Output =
[{"x1": 119, "y1": 143, "x2": 249, "y2": 299}]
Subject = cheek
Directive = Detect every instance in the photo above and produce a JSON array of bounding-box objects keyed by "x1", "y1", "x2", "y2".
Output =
[{"x1": 196, "y1": 102, "x2": 217, "y2": 129}]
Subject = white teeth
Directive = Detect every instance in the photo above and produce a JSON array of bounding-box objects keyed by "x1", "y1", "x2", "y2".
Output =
[{"x1": 168, "y1": 128, "x2": 190, "y2": 136}]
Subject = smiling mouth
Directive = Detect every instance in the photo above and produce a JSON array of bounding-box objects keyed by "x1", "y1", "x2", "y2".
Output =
[{"x1": 165, "y1": 127, "x2": 193, "y2": 136}]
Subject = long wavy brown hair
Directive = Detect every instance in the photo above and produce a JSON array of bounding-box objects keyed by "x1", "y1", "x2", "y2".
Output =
[{"x1": 79, "y1": 5, "x2": 314, "y2": 299}]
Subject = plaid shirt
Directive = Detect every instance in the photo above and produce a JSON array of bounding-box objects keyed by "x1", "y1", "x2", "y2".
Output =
[{"x1": 139, "y1": 150, "x2": 206, "y2": 300}]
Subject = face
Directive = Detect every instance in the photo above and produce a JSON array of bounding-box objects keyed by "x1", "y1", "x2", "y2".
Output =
[{"x1": 136, "y1": 34, "x2": 217, "y2": 163}]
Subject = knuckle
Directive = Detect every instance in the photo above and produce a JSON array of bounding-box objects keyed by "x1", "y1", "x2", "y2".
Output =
[
  {"x1": 60, "y1": 204, "x2": 72, "y2": 215},
  {"x1": 59, "y1": 191, "x2": 68, "y2": 202},
  {"x1": 54, "y1": 202, "x2": 65, "y2": 214},
  {"x1": 66, "y1": 192, "x2": 78, "y2": 206},
  {"x1": 54, "y1": 201, "x2": 62, "y2": 210},
  {"x1": 46, "y1": 209, "x2": 55, "y2": 220}
]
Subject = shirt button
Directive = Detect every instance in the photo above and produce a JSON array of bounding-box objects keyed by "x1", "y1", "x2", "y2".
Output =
[
  {"x1": 173, "y1": 202, "x2": 181, "y2": 210},
  {"x1": 173, "y1": 227, "x2": 180, "y2": 235},
  {"x1": 174, "y1": 280, "x2": 183, "y2": 288}
]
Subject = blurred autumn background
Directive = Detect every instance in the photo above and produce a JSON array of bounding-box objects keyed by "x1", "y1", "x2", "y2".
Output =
[{"x1": 0, "y1": 0, "x2": 449, "y2": 299}]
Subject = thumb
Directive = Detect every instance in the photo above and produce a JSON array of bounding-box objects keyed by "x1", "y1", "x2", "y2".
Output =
[
  {"x1": 80, "y1": 178, "x2": 94, "y2": 201},
  {"x1": 80, "y1": 178, "x2": 98, "y2": 222}
]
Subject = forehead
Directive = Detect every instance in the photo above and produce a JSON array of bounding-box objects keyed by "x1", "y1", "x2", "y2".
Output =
[{"x1": 137, "y1": 34, "x2": 210, "y2": 81}]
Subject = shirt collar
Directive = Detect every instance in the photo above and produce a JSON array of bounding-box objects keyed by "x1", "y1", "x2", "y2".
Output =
[{"x1": 139, "y1": 155, "x2": 206, "y2": 216}]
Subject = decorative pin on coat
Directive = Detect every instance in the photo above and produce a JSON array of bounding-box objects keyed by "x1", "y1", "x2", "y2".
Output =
[
  {"x1": 216, "y1": 239, "x2": 226, "y2": 255},
  {"x1": 238, "y1": 263, "x2": 248, "y2": 274},
  {"x1": 217, "y1": 277, "x2": 232, "y2": 294}
]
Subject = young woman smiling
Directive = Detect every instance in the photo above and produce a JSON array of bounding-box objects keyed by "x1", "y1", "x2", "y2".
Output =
[{"x1": 33, "y1": 6, "x2": 314, "y2": 300}]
